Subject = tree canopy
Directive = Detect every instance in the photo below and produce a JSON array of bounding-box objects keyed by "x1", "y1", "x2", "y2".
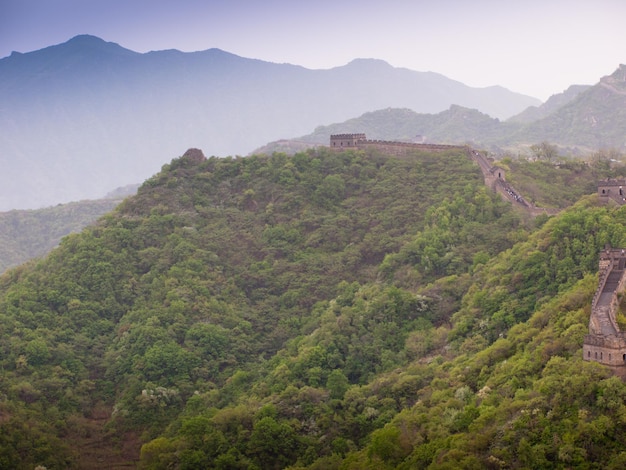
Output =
[{"x1": 1, "y1": 146, "x2": 626, "y2": 468}]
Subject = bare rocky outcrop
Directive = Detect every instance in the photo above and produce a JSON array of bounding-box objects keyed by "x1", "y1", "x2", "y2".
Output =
[{"x1": 182, "y1": 148, "x2": 206, "y2": 162}]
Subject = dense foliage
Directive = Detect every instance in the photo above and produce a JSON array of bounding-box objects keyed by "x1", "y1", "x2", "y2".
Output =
[
  {"x1": 502, "y1": 158, "x2": 626, "y2": 209},
  {"x1": 2, "y1": 146, "x2": 626, "y2": 469}
]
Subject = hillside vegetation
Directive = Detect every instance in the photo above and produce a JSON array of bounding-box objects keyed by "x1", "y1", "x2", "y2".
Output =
[
  {"x1": 0, "y1": 148, "x2": 620, "y2": 274},
  {"x1": 2, "y1": 147, "x2": 626, "y2": 469},
  {"x1": 0, "y1": 199, "x2": 124, "y2": 274},
  {"x1": 500, "y1": 158, "x2": 626, "y2": 209}
]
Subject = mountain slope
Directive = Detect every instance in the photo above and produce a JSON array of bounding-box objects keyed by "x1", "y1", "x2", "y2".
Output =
[
  {"x1": 319, "y1": 198, "x2": 626, "y2": 469},
  {"x1": 5, "y1": 146, "x2": 626, "y2": 468},
  {"x1": 0, "y1": 199, "x2": 120, "y2": 273},
  {"x1": 507, "y1": 84, "x2": 591, "y2": 123},
  {"x1": 0, "y1": 184, "x2": 138, "y2": 274},
  {"x1": 254, "y1": 107, "x2": 517, "y2": 155},
  {"x1": 0, "y1": 35, "x2": 539, "y2": 210},
  {"x1": 510, "y1": 65, "x2": 626, "y2": 150},
  {"x1": 0, "y1": 146, "x2": 525, "y2": 468},
  {"x1": 140, "y1": 196, "x2": 626, "y2": 469}
]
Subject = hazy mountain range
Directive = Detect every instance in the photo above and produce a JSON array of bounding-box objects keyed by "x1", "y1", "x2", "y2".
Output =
[
  {"x1": 1, "y1": 35, "x2": 540, "y2": 211},
  {"x1": 257, "y1": 66, "x2": 626, "y2": 156}
]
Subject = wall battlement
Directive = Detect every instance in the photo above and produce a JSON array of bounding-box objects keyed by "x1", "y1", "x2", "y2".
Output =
[
  {"x1": 329, "y1": 133, "x2": 466, "y2": 156},
  {"x1": 583, "y1": 247, "x2": 626, "y2": 378},
  {"x1": 329, "y1": 134, "x2": 548, "y2": 214}
]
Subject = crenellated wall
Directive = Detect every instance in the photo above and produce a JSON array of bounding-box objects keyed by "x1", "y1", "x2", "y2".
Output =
[
  {"x1": 329, "y1": 134, "x2": 367, "y2": 149},
  {"x1": 583, "y1": 247, "x2": 626, "y2": 377},
  {"x1": 329, "y1": 134, "x2": 466, "y2": 156},
  {"x1": 327, "y1": 134, "x2": 554, "y2": 215}
]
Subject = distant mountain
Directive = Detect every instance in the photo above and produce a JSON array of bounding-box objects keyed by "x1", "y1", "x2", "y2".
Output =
[
  {"x1": 0, "y1": 184, "x2": 135, "y2": 273},
  {"x1": 0, "y1": 35, "x2": 539, "y2": 210},
  {"x1": 258, "y1": 66, "x2": 626, "y2": 156},
  {"x1": 509, "y1": 65, "x2": 626, "y2": 150},
  {"x1": 507, "y1": 84, "x2": 591, "y2": 123},
  {"x1": 253, "y1": 106, "x2": 518, "y2": 154},
  {"x1": 0, "y1": 198, "x2": 120, "y2": 273}
]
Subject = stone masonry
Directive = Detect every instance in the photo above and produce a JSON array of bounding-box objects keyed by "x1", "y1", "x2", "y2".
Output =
[
  {"x1": 583, "y1": 247, "x2": 626, "y2": 378},
  {"x1": 598, "y1": 178, "x2": 626, "y2": 206}
]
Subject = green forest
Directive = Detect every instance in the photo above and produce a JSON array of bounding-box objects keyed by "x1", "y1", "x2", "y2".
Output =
[{"x1": 2, "y1": 146, "x2": 626, "y2": 469}]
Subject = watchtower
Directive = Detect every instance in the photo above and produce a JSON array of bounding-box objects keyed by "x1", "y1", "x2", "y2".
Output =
[
  {"x1": 598, "y1": 179, "x2": 626, "y2": 205},
  {"x1": 330, "y1": 133, "x2": 367, "y2": 149},
  {"x1": 491, "y1": 166, "x2": 505, "y2": 181}
]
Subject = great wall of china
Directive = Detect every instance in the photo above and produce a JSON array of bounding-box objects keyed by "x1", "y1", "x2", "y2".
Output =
[
  {"x1": 329, "y1": 133, "x2": 550, "y2": 216},
  {"x1": 584, "y1": 178, "x2": 626, "y2": 376},
  {"x1": 584, "y1": 247, "x2": 626, "y2": 378},
  {"x1": 329, "y1": 133, "x2": 626, "y2": 378}
]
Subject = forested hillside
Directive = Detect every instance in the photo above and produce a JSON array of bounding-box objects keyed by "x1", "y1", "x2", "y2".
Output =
[
  {"x1": 0, "y1": 199, "x2": 124, "y2": 273},
  {"x1": 2, "y1": 147, "x2": 626, "y2": 469},
  {"x1": 497, "y1": 158, "x2": 626, "y2": 210}
]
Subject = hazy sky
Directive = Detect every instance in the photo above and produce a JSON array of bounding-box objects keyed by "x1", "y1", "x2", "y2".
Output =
[{"x1": 2, "y1": 0, "x2": 625, "y2": 100}]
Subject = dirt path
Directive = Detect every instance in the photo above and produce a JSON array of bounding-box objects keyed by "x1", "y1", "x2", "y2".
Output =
[{"x1": 68, "y1": 405, "x2": 141, "y2": 469}]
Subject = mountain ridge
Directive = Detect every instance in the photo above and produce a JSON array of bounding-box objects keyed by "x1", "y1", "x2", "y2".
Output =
[
  {"x1": 0, "y1": 35, "x2": 539, "y2": 211},
  {"x1": 507, "y1": 84, "x2": 591, "y2": 123},
  {"x1": 3, "y1": 146, "x2": 626, "y2": 467},
  {"x1": 514, "y1": 65, "x2": 626, "y2": 150},
  {"x1": 257, "y1": 67, "x2": 626, "y2": 156}
]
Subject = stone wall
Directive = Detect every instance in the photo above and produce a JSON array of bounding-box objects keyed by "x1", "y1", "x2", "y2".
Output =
[
  {"x1": 583, "y1": 334, "x2": 626, "y2": 368},
  {"x1": 598, "y1": 179, "x2": 626, "y2": 205},
  {"x1": 328, "y1": 134, "x2": 466, "y2": 157},
  {"x1": 328, "y1": 134, "x2": 554, "y2": 216},
  {"x1": 358, "y1": 140, "x2": 467, "y2": 157},
  {"x1": 583, "y1": 248, "x2": 626, "y2": 375},
  {"x1": 329, "y1": 134, "x2": 367, "y2": 149}
]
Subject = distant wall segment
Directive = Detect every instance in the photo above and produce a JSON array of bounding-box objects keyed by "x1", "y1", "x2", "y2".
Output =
[
  {"x1": 329, "y1": 133, "x2": 466, "y2": 157},
  {"x1": 328, "y1": 134, "x2": 543, "y2": 213}
]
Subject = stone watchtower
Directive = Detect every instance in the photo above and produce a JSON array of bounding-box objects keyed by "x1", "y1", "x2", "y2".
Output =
[
  {"x1": 329, "y1": 133, "x2": 367, "y2": 150},
  {"x1": 583, "y1": 247, "x2": 626, "y2": 378},
  {"x1": 598, "y1": 178, "x2": 626, "y2": 205}
]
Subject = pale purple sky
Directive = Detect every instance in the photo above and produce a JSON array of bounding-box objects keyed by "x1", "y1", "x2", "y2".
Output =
[{"x1": 2, "y1": 0, "x2": 625, "y2": 100}]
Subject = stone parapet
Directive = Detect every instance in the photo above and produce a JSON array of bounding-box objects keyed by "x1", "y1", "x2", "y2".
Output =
[
  {"x1": 584, "y1": 247, "x2": 626, "y2": 373},
  {"x1": 328, "y1": 134, "x2": 466, "y2": 156}
]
